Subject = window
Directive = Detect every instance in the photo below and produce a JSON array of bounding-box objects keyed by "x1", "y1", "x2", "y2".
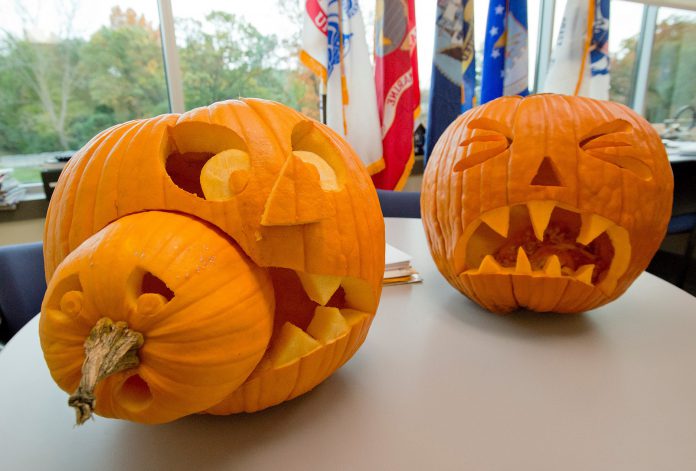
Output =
[
  {"x1": 644, "y1": 7, "x2": 696, "y2": 129},
  {"x1": 170, "y1": 0, "x2": 318, "y2": 119},
  {"x1": 551, "y1": 0, "x2": 643, "y2": 105},
  {"x1": 608, "y1": 1, "x2": 644, "y2": 105},
  {"x1": 0, "y1": 1, "x2": 166, "y2": 185}
]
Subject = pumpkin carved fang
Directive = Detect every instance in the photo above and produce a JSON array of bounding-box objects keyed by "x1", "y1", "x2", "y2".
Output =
[{"x1": 454, "y1": 201, "x2": 630, "y2": 296}]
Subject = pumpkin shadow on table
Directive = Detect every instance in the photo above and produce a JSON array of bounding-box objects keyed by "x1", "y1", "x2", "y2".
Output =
[
  {"x1": 442, "y1": 295, "x2": 598, "y2": 340},
  {"x1": 110, "y1": 373, "x2": 354, "y2": 468}
]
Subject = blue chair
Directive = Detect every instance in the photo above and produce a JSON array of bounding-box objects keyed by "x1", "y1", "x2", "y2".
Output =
[
  {"x1": 376, "y1": 190, "x2": 421, "y2": 218},
  {"x1": 0, "y1": 242, "x2": 46, "y2": 342}
]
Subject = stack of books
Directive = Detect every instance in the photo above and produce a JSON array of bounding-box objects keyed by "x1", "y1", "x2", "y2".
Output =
[
  {"x1": 0, "y1": 168, "x2": 26, "y2": 211},
  {"x1": 384, "y1": 243, "x2": 422, "y2": 285}
]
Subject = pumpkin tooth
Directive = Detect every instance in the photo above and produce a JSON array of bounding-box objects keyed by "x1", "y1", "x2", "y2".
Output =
[
  {"x1": 306, "y1": 306, "x2": 350, "y2": 344},
  {"x1": 597, "y1": 224, "x2": 631, "y2": 297},
  {"x1": 296, "y1": 272, "x2": 343, "y2": 306},
  {"x1": 267, "y1": 322, "x2": 321, "y2": 368},
  {"x1": 527, "y1": 201, "x2": 556, "y2": 241},
  {"x1": 478, "y1": 255, "x2": 503, "y2": 274},
  {"x1": 574, "y1": 264, "x2": 595, "y2": 285},
  {"x1": 515, "y1": 247, "x2": 532, "y2": 274},
  {"x1": 542, "y1": 255, "x2": 562, "y2": 276},
  {"x1": 480, "y1": 206, "x2": 510, "y2": 238},
  {"x1": 577, "y1": 214, "x2": 614, "y2": 245}
]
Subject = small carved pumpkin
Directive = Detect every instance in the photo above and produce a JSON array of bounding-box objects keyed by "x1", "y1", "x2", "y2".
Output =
[
  {"x1": 41, "y1": 99, "x2": 384, "y2": 424},
  {"x1": 421, "y1": 94, "x2": 673, "y2": 313}
]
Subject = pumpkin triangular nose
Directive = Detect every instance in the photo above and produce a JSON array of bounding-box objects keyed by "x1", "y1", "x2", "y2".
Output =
[{"x1": 531, "y1": 156, "x2": 562, "y2": 187}]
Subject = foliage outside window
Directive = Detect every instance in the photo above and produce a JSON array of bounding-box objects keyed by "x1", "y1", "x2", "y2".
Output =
[
  {"x1": 644, "y1": 9, "x2": 696, "y2": 127},
  {"x1": 0, "y1": 4, "x2": 315, "y2": 185}
]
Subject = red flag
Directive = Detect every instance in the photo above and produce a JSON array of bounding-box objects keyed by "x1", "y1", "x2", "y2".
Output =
[{"x1": 373, "y1": 0, "x2": 420, "y2": 190}]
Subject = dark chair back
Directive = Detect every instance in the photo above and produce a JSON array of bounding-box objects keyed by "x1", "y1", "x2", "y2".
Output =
[
  {"x1": 376, "y1": 190, "x2": 421, "y2": 218},
  {"x1": 0, "y1": 242, "x2": 46, "y2": 342},
  {"x1": 665, "y1": 160, "x2": 696, "y2": 288}
]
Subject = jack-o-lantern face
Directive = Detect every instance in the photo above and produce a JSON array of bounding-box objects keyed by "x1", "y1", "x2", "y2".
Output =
[
  {"x1": 41, "y1": 99, "x2": 384, "y2": 424},
  {"x1": 422, "y1": 94, "x2": 673, "y2": 313}
]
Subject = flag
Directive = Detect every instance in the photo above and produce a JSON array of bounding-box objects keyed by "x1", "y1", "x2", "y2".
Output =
[
  {"x1": 300, "y1": 0, "x2": 384, "y2": 174},
  {"x1": 542, "y1": 0, "x2": 610, "y2": 99},
  {"x1": 425, "y1": 0, "x2": 476, "y2": 161},
  {"x1": 372, "y1": 0, "x2": 420, "y2": 190},
  {"x1": 480, "y1": 0, "x2": 529, "y2": 103}
]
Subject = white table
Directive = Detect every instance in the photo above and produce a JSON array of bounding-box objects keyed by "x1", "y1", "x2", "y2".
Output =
[{"x1": 2, "y1": 218, "x2": 696, "y2": 470}]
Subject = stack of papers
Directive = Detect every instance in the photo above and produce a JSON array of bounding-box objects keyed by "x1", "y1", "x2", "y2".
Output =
[
  {"x1": 0, "y1": 168, "x2": 26, "y2": 211},
  {"x1": 384, "y1": 243, "x2": 422, "y2": 285}
]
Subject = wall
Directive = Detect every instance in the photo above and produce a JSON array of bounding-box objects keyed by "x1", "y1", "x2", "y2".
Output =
[{"x1": 0, "y1": 218, "x2": 44, "y2": 246}]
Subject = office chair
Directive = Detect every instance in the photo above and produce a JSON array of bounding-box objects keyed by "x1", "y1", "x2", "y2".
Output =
[
  {"x1": 663, "y1": 160, "x2": 696, "y2": 289},
  {"x1": 0, "y1": 242, "x2": 46, "y2": 342},
  {"x1": 376, "y1": 190, "x2": 421, "y2": 218}
]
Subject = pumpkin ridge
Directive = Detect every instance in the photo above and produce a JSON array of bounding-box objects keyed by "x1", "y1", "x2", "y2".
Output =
[
  {"x1": 42, "y1": 99, "x2": 384, "y2": 420},
  {"x1": 422, "y1": 94, "x2": 672, "y2": 313}
]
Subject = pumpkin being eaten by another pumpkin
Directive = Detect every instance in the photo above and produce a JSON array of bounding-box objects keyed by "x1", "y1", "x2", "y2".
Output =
[
  {"x1": 422, "y1": 94, "x2": 673, "y2": 313},
  {"x1": 40, "y1": 99, "x2": 384, "y2": 424}
]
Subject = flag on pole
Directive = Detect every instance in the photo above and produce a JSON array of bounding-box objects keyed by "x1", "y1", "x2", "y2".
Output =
[
  {"x1": 542, "y1": 0, "x2": 610, "y2": 99},
  {"x1": 372, "y1": 0, "x2": 420, "y2": 190},
  {"x1": 425, "y1": 0, "x2": 476, "y2": 162},
  {"x1": 300, "y1": 0, "x2": 384, "y2": 174},
  {"x1": 480, "y1": 0, "x2": 529, "y2": 103}
]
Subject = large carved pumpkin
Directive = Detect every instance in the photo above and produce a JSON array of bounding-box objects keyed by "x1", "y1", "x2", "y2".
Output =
[
  {"x1": 40, "y1": 99, "x2": 384, "y2": 424},
  {"x1": 421, "y1": 94, "x2": 673, "y2": 313}
]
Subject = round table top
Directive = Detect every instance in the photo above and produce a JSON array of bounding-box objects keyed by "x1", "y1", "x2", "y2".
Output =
[{"x1": 2, "y1": 218, "x2": 696, "y2": 470}]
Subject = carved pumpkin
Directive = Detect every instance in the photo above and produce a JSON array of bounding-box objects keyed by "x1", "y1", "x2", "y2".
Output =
[
  {"x1": 41, "y1": 99, "x2": 384, "y2": 424},
  {"x1": 421, "y1": 94, "x2": 673, "y2": 313}
]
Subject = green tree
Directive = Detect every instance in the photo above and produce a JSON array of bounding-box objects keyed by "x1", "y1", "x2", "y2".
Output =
[
  {"x1": 609, "y1": 36, "x2": 637, "y2": 106},
  {"x1": 78, "y1": 7, "x2": 168, "y2": 126},
  {"x1": 645, "y1": 15, "x2": 696, "y2": 124},
  {"x1": 0, "y1": 34, "x2": 84, "y2": 152},
  {"x1": 177, "y1": 11, "x2": 288, "y2": 109},
  {"x1": 0, "y1": 4, "x2": 318, "y2": 162}
]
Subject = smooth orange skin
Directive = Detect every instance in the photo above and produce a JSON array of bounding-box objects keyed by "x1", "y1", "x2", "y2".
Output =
[
  {"x1": 40, "y1": 211, "x2": 275, "y2": 424},
  {"x1": 421, "y1": 94, "x2": 673, "y2": 313},
  {"x1": 42, "y1": 99, "x2": 385, "y2": 418}
]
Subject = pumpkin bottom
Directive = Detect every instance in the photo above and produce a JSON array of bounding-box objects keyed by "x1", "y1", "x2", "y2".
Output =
[{"x1": 458, "y1": 272, "x2": 610, "y2": 313}]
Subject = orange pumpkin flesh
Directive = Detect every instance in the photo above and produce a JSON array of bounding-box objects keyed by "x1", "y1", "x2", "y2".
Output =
[
  {"x1": 422, "y1": 94, "x2": 673, "y2": 313},
  {"x1": 41, "y1": 99, "x2": 384, "y2": 423}
]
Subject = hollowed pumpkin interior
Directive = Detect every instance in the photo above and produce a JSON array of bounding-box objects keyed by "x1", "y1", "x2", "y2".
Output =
[{"x1": 457, "y1": 201, "x2": 630, "y2": 295}]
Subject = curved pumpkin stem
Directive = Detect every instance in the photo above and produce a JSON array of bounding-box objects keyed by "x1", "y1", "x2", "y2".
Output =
[{"x1": 69, "y1": 317, "x2": 144, "y2": 425}]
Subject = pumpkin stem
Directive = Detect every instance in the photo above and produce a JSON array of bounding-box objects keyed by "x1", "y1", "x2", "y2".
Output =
[{"x1": 68, "y1": 317, "x2": 144, "y2": 426}]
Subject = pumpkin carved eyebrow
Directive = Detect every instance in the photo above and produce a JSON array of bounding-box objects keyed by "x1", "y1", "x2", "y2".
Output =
[
  {"x1": 579, "y1": 119, "x2": 633, "y2": 149},
  {"x1": 454, "y1": 118, "x2": 512, "y2": 172},
  {"x1": 579, "y1": 119, "x2": 652, "y2": 180},
  {"x1": 467, "y1": 117, "x2": 513, "y2": 139}
]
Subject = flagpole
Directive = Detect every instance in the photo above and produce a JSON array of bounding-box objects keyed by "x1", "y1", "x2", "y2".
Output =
[{"x1": 320, "y1": 79, "x2": 327, "y2": 124}]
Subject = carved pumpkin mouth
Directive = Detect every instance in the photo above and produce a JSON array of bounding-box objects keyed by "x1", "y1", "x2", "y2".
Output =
[
  {"x1": 242, "y1": 267, "x2": 374, "y2": 376},
  {"x1": 455, "y1": 201, "x2": 631, "y2": 296}
]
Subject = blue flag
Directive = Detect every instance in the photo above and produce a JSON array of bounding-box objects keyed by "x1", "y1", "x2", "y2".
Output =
[
  {"x1": 481, "y1": 0, "x2": 529, "y2": 104},
  {"x1": 425, "y1": 0, "x2": 476, "y2": 161}
]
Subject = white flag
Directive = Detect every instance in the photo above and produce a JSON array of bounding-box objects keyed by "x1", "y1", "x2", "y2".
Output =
[
  {"x1": 542, "y1": 0, "x2": 610, "y2": 99},
  {"x1": 301, "y1": 0, "x2": 384, "y2": 174}
]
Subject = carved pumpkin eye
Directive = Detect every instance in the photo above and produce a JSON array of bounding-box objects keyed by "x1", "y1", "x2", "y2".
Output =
[
  {"x1": 261, "y1": 121, "x2": 345, "y2": 226},
  {"x1": 166, "y1": 122, "x2": 250, "y2": 199},
  {"x1": 580, "y1": 119, "x2": 652, "y2": 181},
  {"x1": 454, "y1": 118, "x2": 513, "y2": 172}
]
